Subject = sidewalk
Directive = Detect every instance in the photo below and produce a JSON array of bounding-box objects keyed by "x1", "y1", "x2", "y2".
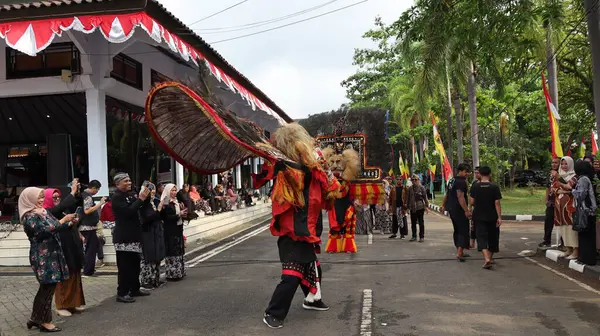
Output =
[
  {"x1": 0, "y1": 275, "x2": 116, "y2": 336},
  {"x1": 0, "y1": 204, "x2": 271, "y2": 336}
]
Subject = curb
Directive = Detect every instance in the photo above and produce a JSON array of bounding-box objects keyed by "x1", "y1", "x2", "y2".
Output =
[
  {"x1": 538, "y1": 247, "x2": 600, "y2": 280},
  {"x1": 427, "y1": 204, "x2": 544, "y2": 221}
]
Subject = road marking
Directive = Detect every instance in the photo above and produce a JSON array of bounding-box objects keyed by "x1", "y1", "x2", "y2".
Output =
[
  {"x1": 185, "y1": 224, "x2": 270, "y2": 268},
  {"x1": 360, "y1": 289, "x2": 373, "y2": 336},
  {"x1": 367, "y1": 233, "x2": 373, "y2": 245},
  {"x1": 524, "y1": 257, "x2": 600, "y2": 296}
]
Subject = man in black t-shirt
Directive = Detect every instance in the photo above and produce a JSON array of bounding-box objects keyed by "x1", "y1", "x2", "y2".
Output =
[
  {"x1": 539, "y1": 157, "x2": 560, "y2": 247},
  {"x1": 469, "y1": 166, "x2": 502, "y2": 269},
  {"x1": 442, "y1": 163, "x2": 471, "y2": 261}
]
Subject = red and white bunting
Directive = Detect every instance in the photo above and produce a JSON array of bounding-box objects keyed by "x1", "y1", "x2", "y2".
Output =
[{"x1": 0, "y1": 12, "x2": 286, "y2": 124}]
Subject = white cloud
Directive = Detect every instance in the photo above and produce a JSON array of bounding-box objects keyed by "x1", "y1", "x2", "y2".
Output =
[{"x1": 157, "y1": 0, "x2": 414, "y2": 119}]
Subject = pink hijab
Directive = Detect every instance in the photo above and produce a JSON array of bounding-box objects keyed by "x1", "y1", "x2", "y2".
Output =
[
  {"x1": 18, "y1": 187, "x2": 45, "y2": 222},
  {"x1": 43, "y1": 189, "x2": 60, "y2": 209}
]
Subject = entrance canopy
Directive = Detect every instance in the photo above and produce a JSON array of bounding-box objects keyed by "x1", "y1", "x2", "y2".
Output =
[{"x1": 0, "y1": 7, "x2": 290, "y2": 128}]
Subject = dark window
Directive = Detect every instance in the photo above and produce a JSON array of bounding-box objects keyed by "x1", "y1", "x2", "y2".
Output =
[
  {"x1": 151, "y1": 69, "x2": 171, "y2": 85},
  {"x1": 6, "y1": 43, "x2": 80, "y2": 79},
  {"x1": 111, "y1": 53, "x2": 143, "y2": 90}
]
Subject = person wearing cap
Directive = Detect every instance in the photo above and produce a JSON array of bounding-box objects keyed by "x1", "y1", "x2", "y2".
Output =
[
  {"x1": 111, "y1": 172, "x2": 151, "y2": 303},
  {"x1": 406, "y1": 174, "x2": 429, "y2": 242}
]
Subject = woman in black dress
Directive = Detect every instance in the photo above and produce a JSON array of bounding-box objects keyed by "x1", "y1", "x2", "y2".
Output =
[
  {"x1": 43, "y1": 181, "x2": 86, "y2": 317},
  {"x1": 159, "y1": 184, "x2": 188, "y2": 281},
  {"x1": 139, "y1": 184, "x2": 166, "y2": 289}
]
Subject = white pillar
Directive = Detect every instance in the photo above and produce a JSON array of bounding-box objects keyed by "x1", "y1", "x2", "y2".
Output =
[
  {"x1": 211, "y1": 174, "x2": 218, "y2": 187},
  {"x1": 235, "y1": 165, "x2": 242, "y2": 189},
  {"x1": 175, "y1": 162, "x2": 184, "y2": 189},
  {"x1": 85, "y1": 88, "x2": 109, "y2": 196}
]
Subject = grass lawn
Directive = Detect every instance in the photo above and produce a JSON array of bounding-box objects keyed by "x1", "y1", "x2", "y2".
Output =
[{"x1": 430, "y1": 187, "x2": 547, "y2": 215}]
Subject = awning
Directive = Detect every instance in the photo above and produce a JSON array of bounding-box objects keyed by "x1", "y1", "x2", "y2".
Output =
[
  {"x1": 0, "y1": 93, "x2": 144, "y2": 145},
  {"x1": 0, "y1": 12, "x2": 287, "y2": 125}
]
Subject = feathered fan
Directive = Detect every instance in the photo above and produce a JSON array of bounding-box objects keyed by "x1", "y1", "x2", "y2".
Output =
[{"x1": 144, "y1": 62, "x2": 290, "y2": 174}]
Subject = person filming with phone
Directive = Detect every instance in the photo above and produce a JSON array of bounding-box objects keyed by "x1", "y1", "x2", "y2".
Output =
[
  {"x1": 79, "y1": 180, "x2": 105, "y2": 277},
  {"x1": 111, "y1": 173, "x2": 151, "y2": 303}
]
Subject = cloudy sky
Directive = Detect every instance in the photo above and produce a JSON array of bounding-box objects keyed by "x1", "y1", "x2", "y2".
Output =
[{"x1": 157, "y1": 0, "x2": 413, "y2": 119}]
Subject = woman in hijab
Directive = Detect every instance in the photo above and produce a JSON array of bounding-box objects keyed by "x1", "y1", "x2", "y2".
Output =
[
  {"x1": 189, "y1": 185, "x2": 212, "y2": 215},
  {"x1": 159, "y1": 184, "x2": 188, "y2": 281},
  {"x1": 574, "y1": 159, "x2": 598, "y2": 265},
  {"x1": 20, "y1": 187, "x2": 77, "y2": 332},
  {"x1": 43, "y1": 183, "x2": 86, "y2": 318},
  {"x1": 553, "y1": 156, "x2": 579, "y2": 259},
  {"x1": 140, "y1": 183, "x2": 166, "y2": 289}
]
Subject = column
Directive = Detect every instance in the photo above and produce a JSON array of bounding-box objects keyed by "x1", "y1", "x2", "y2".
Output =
[
  {"x1": 175, "y1": 162, "x2": 184, "y2": 189},
  {"x1": 211, "y1": 174, "x2": 218, "y2": 187},
  {"x1": 85, "y1": 88, "x2": 109, "y2": 196},
  {"x1": 235, "y1": 165, "x2": 242, "y2": 189}
]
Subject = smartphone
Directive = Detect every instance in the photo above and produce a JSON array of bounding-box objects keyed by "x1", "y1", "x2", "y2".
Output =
[
  {"x1": 74, "y1": 206, "x2": 83, "y2": 219},
  {"x1": 142, "y1": 180, "x2": 155, "y2": 191}
]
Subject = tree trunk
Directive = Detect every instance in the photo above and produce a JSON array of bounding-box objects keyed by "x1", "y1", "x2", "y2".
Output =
[
  {"x1": 445, "y1": 61, "x2": 454, "y2": 170},
  {"x1": 585, "y1": 0, "x2": 600, "y2": 136},
  {"x1": 409, "y1": 136, "x2": 415, "y2": 174},
  {"x1": 546, "y1": 21, "x2": 559, "y2": 111},
  {"x1": 418, "y1": 118, "x2": 425, "y2": 160},
  {"x1": 452, "y1": 83, "x2": 464, "y2": 164},
  {"x1": 467, "y1": 61, "x2": 480, "y2": 168}
]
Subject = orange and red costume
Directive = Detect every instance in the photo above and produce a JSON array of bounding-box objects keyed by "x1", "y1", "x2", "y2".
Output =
[{"x1": 325, "y1": 181, "x2": 357, "y2": 253}]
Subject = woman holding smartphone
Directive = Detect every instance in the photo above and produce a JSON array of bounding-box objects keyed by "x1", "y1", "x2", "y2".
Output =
[
  {"x1": 140, "y1": 182, "x2": 166, "y2": 289},
  {"x1": 159, "y1": 184, "x2": 188, "y2": 281},
  {"x1": 20, "y1": 187, "x2": 77, "y2": 332},
  {"x1": 43, "y1": 180, "x2": 86, "y2": 317}
]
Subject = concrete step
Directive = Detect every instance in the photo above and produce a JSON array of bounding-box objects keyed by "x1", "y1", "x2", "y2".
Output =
[{"x1": 0, "y1": 203, "x2": 272, "y2": 266}]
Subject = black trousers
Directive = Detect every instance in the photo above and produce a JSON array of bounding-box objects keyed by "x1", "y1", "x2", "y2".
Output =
[
  {"x1": 450, "y1": 211, "x2": 470, "y2": 248},
  {"x1": 116, "y1": 251, "x2": 141, "y2": 297},
  {"x1": 578, "y1": 218, "x2": 597, "y2": 266},
  {"x1": 391, "y1": 211, "x2": 408, "y2": 236},
  {"x1": 82, "y1": 230, "x2": 99, "y2": 276},
  {"x1": 410, "y1": 209, "x2": 425, "y2": 239},
  {"x1": 265, "y1": 265, "x2": 322, "y2": 321},
  {"x1": 543, "y1": 206, "x2": 555, "y2": 245},
  {"x1": 31, "y1": 283, "x2": 56, "y2": 324},
  {"x1": 475, "y1": 220, "x2": 500, "y2": 253}
]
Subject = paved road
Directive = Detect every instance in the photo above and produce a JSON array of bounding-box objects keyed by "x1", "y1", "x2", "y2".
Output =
[{"x1": 39, "y1": 214, "x2": 600, "y2": 335}]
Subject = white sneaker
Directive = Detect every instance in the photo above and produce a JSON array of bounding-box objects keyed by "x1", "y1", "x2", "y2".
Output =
[
  {"x1": 56, "y1": 309, "x2": 72, "y2": 317},
  {"x1": 74, "y1": 306, "x2": 86, "y2": 312}
]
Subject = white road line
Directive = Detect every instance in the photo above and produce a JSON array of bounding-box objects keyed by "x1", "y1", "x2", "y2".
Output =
[
  {"x1": 524, "y1": 257, "x2": 600, "y2": 296},
  {"x1": 185, "y1": 225, "x2": 270, "y2": 268},
  {"x1": 367, "y1": 233, "x2": 373, "y2": 245},
  {"x1": 360, "y1": 289, "x2": 373, "y2": 336}
]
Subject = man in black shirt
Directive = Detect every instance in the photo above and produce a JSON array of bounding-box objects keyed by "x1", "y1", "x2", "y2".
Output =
[
  {"x1": 442, "y1": 163, "x2": 471, "y2": 261},
  {"x1": 539, "y1": 157, "x2": 560, "y2": 247},
  {"x1": 111, "y1": 172, "x2": 151, "y2": 303},
  {"x1": 469, "y1": 166, "x2": 502, "y2": 269},
  {"x1": 389, "y1": 177, "x2": 409, "y2": 239}
]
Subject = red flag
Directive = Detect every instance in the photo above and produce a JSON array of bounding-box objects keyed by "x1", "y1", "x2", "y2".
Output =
[
  {"x1": 592, "y1": 130, "x2": 598, "y2": 155},
  {"x1": 542, "y1": 73, "x2": 564, "y2": 158}
]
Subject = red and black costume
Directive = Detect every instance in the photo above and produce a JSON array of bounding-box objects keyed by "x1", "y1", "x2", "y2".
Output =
[
  {"x1": 253, "y1": 153, "x2": 340, "y2": 323},
  {"x1": 326, "y1": 181, "x2": 357, "y2": 253}
]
